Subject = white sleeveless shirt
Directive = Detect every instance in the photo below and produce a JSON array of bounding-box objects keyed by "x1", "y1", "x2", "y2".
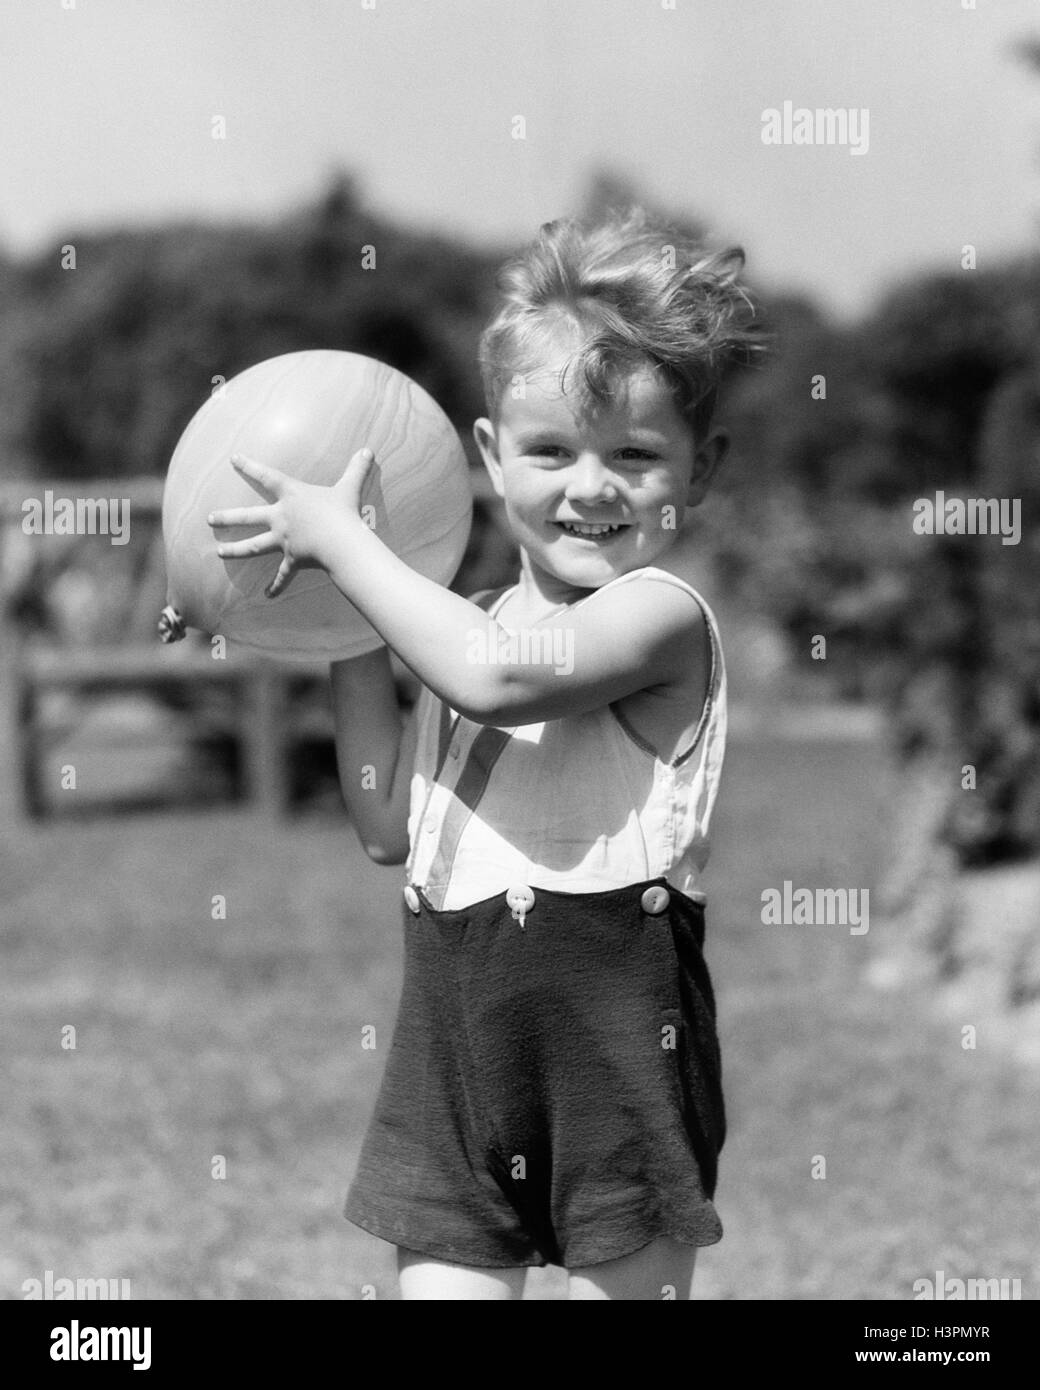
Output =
[{"x1": 405, "y1": 567, "x2": 727, "y2": 910}]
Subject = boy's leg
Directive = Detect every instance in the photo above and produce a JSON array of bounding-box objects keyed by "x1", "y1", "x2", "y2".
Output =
[
  {"x1": 397, "y1": 1248, "x2": 527, "y2": 1300},
  {"x1": 567, "y1": 1237, "x2": 697, "y2": 1301}
]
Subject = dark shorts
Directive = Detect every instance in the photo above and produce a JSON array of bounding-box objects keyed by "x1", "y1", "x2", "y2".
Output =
[{"x1": 343, "y1": 877, "x2": 725, "y2": 1268}]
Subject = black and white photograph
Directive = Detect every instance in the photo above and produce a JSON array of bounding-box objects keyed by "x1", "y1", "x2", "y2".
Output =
[{"x1": 2, "y1": 0, "x2": 1038, "y2": 1342}]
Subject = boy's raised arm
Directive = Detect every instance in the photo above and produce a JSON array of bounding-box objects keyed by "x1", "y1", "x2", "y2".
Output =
[{"x1": 330, "y1": 647, "x2": 417, "y2": 865}]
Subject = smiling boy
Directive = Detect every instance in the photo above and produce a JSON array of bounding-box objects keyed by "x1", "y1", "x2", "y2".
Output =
[{"x1": 210, "y1": 207, "x2": 762, "y2": 1298}]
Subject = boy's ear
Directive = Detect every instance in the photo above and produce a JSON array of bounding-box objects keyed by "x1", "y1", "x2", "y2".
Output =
[
  {"x1": 687, "y1": 429, "x2": 728, "y2": 507},
  {"x1": 473, "y1": 418, "x2": 506, "y2": 499}
]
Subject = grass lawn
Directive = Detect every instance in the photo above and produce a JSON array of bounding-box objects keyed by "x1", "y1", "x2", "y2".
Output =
[{"x1": 3, "y1": 729, "x2": 1038, "y2": 1300}]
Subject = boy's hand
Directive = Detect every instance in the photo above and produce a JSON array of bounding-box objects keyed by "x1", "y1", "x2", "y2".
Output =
[{"x1": 207, "y1": 447, "x2": 375, "y2": 598}]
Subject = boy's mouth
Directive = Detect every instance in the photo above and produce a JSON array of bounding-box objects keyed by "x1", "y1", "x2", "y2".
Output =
[{"x1": 555, "y1": 521, "x2": 630, "y2": 539}]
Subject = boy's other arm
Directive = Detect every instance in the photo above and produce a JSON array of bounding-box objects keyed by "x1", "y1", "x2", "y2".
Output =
[{"x1": 330, "y1": 647, "x2": 417, "y2": 865}]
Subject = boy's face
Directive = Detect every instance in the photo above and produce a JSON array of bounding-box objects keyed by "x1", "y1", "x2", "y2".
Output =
[{"x1": 474, "y1": 357, "x2": 726, "y2": 598}]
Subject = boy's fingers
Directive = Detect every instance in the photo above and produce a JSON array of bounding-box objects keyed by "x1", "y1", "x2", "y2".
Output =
[
  {"x1": 339, "y1": 447, "x2": 375, "y2": 484},
  {"x1": 207, "y1": 505, "x2": 271, "y2": 528},
  {"x1": 265, "y1": 557, "x2": 296, "y2": 598},
  {"x1": 230, "y1": 453, "x2": 285, "y2": 501},
  {"x1": 216, "y1": 530, "x2": 278, "y2": 560},
  {"x1": 333, "y1": 450, "x2": 372, "y2": 489}
]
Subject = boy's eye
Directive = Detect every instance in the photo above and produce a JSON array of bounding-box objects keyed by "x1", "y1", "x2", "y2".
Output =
[{"x1": 521, "y1": 446, "x2": 658, "y2": 461}]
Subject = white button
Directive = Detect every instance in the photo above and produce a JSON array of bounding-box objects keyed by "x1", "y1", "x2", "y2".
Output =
[
  {"x1": 403, "y1": 885, "x2": 421, "y2": 914},
  {"x1": 423, "y1": 813, "x2": 437, "y2": 833},
  {"x1": 641, "y1": 885, "x2": 671, "y2": 915},
  {"x1": 505, "y1": 884, "x2": 535, "y2": 914}
]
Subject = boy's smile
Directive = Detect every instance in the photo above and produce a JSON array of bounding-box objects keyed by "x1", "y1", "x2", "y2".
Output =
[{"x1": 474, "y1": 355, "x2": 725, "y2": 607}]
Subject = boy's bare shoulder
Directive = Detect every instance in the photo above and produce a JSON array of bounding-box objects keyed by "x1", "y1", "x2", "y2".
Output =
[{"x1": 573, "y1": 572, "x2": 708, "y2": 681}]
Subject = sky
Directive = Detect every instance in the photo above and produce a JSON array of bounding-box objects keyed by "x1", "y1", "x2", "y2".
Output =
[{"x1": 3, "y1": 0, "x2": 1039, "y2": 319}]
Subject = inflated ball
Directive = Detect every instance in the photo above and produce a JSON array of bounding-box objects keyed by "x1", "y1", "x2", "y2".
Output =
[{"x1": 160, "y1": 350, "x2": 472, "y2": 660}]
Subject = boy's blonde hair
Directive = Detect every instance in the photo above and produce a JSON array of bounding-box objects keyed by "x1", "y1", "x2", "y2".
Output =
[{"x1": 478, "y1": 206, "x2": 764, "y2": 440}]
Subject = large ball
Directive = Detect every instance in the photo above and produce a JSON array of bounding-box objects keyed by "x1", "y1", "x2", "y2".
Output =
[{"x1": 162, "y1": 350, "x2": 472, "y2": 660}]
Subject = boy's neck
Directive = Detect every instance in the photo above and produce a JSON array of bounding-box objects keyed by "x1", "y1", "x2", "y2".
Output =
[{"x1": 513, "y1": 552, "x2": 593, "y2": 614}]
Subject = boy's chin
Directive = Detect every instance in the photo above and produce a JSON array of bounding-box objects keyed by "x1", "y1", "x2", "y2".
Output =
[{"x1": 536, "y1": 550, "x2": 637, "y2": 590}]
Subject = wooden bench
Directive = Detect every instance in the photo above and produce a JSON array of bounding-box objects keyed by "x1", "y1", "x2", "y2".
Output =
[
  {"x1": 1, "y1": 479, "x2": 331, "y2": 820},
  {"x1": 11, "y1": 642, "x2": 332, "y2": 818}
]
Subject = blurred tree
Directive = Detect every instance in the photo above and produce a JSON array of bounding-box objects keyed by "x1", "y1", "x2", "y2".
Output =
[
  {"x1": 866, "y1": 29, "x2": 1040, "y2": 992},
  {"x1": 859, "y1": 268, "x2": 1037, "y2": 493},
  {"x1": 6, "y1": 170, "x2": 502, "y2": 480},
  {"x1": 945, "y1": 359, "x2": 1040, "y2": 864}
]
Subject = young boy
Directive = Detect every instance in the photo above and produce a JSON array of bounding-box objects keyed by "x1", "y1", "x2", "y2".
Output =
[{"x1": 209, "y1": 208, "x2": 761, "y2": 1299}]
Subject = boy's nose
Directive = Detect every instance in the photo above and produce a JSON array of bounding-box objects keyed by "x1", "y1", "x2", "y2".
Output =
[{"x1": 564, "y1": 456, "x2": 619, "y2": 503}]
